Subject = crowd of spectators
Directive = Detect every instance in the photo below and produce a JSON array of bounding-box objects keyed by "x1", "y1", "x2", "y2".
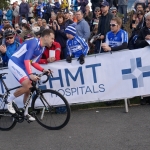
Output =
[{"x1": 0, "y1": 0, "x2": 150, "y2": 104}]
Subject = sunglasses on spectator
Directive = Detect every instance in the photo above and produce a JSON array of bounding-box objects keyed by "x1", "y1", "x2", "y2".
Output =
[
  {"x1": 145, "y1": 10, "x2": 149, "y2": 13},
  {"x1": 112, "y1": 11, "x2": 117, "y2": 13},
  {"x1": 6, "y1": 36, "x2": 14, "y2": 40},
  {"x1": 110, "y1": 24, "x2": 117, "y2": 27}
]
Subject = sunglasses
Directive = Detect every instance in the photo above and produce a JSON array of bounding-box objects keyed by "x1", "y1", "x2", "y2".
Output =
[
  {"x1": 6, "y1": 36, "x2": 14, "y2": 40},
  {"x1": 112, "y1": 11, "x2": 117, "y2": 13},
  {"x1": 110, "y1": 24, "x2": 117, "y2": 27},
  {"x1": 145, "y1": 11, "x2": 149, "y2": 13}
]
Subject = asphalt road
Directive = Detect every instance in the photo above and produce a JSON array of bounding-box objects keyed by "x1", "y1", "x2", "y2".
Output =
[{"x1": 0, "y1": 105, "x2": 150, "y2": 150}]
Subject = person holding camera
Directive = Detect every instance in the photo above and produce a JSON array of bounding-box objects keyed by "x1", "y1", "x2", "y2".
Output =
[
  {"x1": 101, "y1": 17, "x2": 128, "y2": 52},
  {"x1": 52, "y1": 13, "x2": 68, "y2": 59}
]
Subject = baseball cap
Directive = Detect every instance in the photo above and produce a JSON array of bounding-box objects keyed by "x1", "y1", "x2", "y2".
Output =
[{"x1": 101, "y1": 1, "x2": 109, "y2": 7}]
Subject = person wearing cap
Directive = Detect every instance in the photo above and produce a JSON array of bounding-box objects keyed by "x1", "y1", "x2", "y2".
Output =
[
  {"x1": 65, "y1": 25, "x2": 89, "y2": 64},
  {"x1": 0, "y1": 30, "x2": 20, "y2": 67},
  {"x1": 96, "y1": 1, "x2": 113, "y2": 53},
  {"x1": 110, "y1": 6, "x2": 118, "y2": 17}
]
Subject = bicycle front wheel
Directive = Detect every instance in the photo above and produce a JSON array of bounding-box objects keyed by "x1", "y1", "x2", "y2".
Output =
[
  {"x1": 31, "y1": 89, "x2": 71, "y2": 130},
  {"x1": 0, "y1": 95, "x2": 16, "y2": 131}
]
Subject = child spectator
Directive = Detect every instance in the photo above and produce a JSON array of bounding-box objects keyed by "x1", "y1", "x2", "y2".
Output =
[
  {"x1": 65, "y1": 25, "x2": 89, "y2": 64},
  {"x1": 39, "y1": 41, "x2": 61, "y2": 64}
]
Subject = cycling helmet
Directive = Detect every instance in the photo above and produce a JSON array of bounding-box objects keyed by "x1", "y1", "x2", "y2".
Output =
[{"x1": 4, "y1": 30, "x2": 15, "y2": 37}]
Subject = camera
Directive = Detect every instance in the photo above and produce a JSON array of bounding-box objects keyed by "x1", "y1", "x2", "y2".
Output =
[{"x1": 90, "y1": 33, "x2": 101, "y2": 44}]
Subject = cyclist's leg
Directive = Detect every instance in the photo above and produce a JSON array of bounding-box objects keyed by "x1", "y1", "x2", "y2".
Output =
[{"x1": 7, "y1": 60, "x2": 35, "y2": 120}]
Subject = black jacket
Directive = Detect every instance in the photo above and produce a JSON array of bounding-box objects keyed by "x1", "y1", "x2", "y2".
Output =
[
  {"x1": 97, "y1": 12, "x2": 113, "y2": 40},
  {"x1": 135, "y1": 26, "x2": 150, "y2": 49}
]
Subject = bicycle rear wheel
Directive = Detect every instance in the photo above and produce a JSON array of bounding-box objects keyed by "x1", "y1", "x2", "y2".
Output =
[
  {"x1": 31, "y1": 89, "x2": 71, "y2": 130},
  {"x1": 0, "y1": 95, "x2": 16, "y2": 131}
]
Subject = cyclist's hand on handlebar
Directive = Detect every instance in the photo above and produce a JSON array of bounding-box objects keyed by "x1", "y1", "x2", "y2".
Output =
[
  {"x1": 43, "y1": 69, "x2": 53, "y2": 76},
  {"x1": 29, "y1": 74, "x2": 40, "y2": 81}
]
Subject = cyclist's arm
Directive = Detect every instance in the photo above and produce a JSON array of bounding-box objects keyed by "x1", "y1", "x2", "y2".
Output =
[{"x1": 24, "y1": 39, "x2": 44, "y2": 74}]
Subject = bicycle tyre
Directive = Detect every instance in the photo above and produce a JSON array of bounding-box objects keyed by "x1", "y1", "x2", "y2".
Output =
[
  {"x1": 0, "y1": 95, "x2": 17, "y2": 131},
  {"x1": 31, "y1": 89, "x2": 71, "y2": 130}
]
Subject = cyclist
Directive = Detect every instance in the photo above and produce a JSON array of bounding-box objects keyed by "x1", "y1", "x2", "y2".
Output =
[{"x1": 7, "y1": 29, "x2": 54, "y2": 121}]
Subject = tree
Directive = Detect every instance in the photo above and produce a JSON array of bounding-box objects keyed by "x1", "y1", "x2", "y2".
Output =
[{"x1": 0, "y1": 0, "x2": 10, "y2": 10}]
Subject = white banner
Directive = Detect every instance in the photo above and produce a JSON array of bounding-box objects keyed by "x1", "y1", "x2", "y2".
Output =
[{"x1": 1, "y1": 47, "x2": 150, "y2": 106}]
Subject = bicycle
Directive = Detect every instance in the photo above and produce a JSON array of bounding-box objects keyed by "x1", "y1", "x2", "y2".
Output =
[{"x1": 0, "y1": 71, "x2": 71, "y2": 131}]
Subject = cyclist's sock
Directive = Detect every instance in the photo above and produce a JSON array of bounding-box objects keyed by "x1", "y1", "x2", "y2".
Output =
[
  {"x1": 24, "y1": 104, "x2": 29, "y2": 116},
  {"x1": 7, "y1": 94, "x2": 16, "y2": 103}
]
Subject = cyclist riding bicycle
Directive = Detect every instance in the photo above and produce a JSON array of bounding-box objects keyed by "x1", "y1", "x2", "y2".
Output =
[{"x1": 7, "y1": 29, "x2": 54, "y2": 121}]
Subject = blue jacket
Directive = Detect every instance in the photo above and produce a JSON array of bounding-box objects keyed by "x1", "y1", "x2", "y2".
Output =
[
  {"x1": 66, "y1": 35, "x2": 89, "y2": 58},
  {"x1": 0, "y1": 9, "x2": 3, "y2": 19},
  {"x1": 53, "y1": 2, "x2": 60, "y2": 14},
  {"x1": 6, "y1": 9, "x2": 13, "y2": 21},
  {"x1": 2, "y1": 41, "x2": 20, "y2": 66}
]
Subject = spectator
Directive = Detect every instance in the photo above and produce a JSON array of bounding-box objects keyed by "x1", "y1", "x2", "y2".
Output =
[
  {"x1": 148, "y1": 2, "x2": 150, "y2": 10},
  {"x1": 33, "y1": 1, "x2": 38, "y2": 19},
  {"x1": 39, "y1": 41, "x2": 61, "y2": 64},
  {"x1": 135, "y1": 12, "x2": 150, "y2": 48},
  {"x1": 145, "y1": 7, "x2": 150, "y2": 14},
  {"x1": 77, "y1": 0, "x2": 89, "y2": 13},
  {"x1": 53, "y1": 13, "x2": 68, "y2": 59},
  {"x1": 13, "y1": 2, "x2": 19, "y2": 25},
  {"x1": 91, "y1": 0, "x2": 102, "y2": 17},
  {"x1": 70, "y1": 0, "x2": 78, "y2": 11},
  {"x1": 75, "y1": 10, "x2": 90, "y2": 41},
  {"x1": 36, "y1": 1, "x2": 44, "y2": 18},
  {"x1": 14, "y1": 24, "x2": 22, "y2": 34},
  {"x1": 5, "y1": 6, "x2": 13, "y2": 25},
  {"x1": 19, "y1": 0, "x2": 29, "y2": 21},
  {"x1": 96, "y1": 1, "x2": 113, "y2": 53},
  {"x1": 60, "y1": 0, "x2": 69, "y2": 12},
  {"x1": 44, "y1": 0, "x2": 53, "y2": 23},
  {"x1": 3, "y1": 9, "x2": 7, "y2": 20},
  {"x1": 53, "y1": 0, "x2": 61, "y2": 14},
  {"x1": 118, "y1": 0, "x2": 128, "y2": 24},
  {"x1": 110, "y1": 6, "x2": 118, "y2": 17},
  {"x1": 90, "y1": 7, "x2": 101, "y2": 31},
  {"x1": 42, "y1": 19, "x2": 50, "y2": 29},
  {"x1": 128, "y1": 10, "x2": 145, "y2": 49},
  {"x1": 19, "y1": 23, "x2": 35, "y2": 41},
  {"x1": 84, "y1": 5, "x2": 93, "y2": 25},
  {"x1": 64, "y1": 10, "x2": 74, "y2": 28},
  {"x1": 0, "y1": 30, "x2": 3, "y2": 45},
  {"x1": 101, "y1": 17, "x2": 128, "y2": 52},
  {"x1": 28, "y1": 3, "x2": 34, "y2": 24},
  {"x1": 69, "y1": 11, "x2": 74, "y2": 21},
  {"x1": 0, "y1": 30, "x2": 20, "y2": 67},
  {"x1": 65, "y1": 25, "x2": 89, "y2": 64},
  {"x1": 0, "y1": 9, "x2": 2, "y2": 25}
]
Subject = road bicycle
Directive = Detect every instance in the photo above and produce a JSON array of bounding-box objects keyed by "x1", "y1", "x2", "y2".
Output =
[{"x1": 0, "y1": 71, "x2": 71, "y2": 131}]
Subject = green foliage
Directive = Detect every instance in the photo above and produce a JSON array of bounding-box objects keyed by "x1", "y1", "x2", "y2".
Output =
[{"x1": 0, "y1": 0, "x2": 10, "y2": 9}]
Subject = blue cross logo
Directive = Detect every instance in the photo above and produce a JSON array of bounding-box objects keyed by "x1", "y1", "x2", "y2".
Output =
[{"x1": 122, "y1": 57, "x2": 150, "y2": 88}]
